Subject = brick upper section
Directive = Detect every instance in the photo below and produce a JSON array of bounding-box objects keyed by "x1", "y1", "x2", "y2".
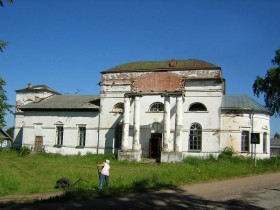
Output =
[{"x1": 132, "y1": 72, "x2": 184, "y2": 92}]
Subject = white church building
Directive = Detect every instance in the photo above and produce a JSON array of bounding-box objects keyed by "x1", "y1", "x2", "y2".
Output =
[{"x1": 13, "y1": 59, "x2": 271, "y2": 162}]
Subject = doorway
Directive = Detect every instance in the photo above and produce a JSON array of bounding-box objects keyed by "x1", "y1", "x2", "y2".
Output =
[
  {"x1": 34, "y1": 136, "x2": 43, "y2": 152},
  {"x1": 149, "y1": 133, "x2": 162, "y2": 159}
]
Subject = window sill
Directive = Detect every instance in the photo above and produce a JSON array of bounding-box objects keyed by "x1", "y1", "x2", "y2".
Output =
[
  {"x1": 53, "y1": 144, "x2": 63, "y2": 148},
  {"x1": 75, "y1": 146, "x2": 85, "y2": 149},
  {"x1": 188, "y1": 150, "x2": 202, "y2": 153}
]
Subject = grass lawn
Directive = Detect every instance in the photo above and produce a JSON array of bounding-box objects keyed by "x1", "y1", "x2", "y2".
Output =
[{"x1": 1, "y1": 148, "x2": 280, "y2": 198}]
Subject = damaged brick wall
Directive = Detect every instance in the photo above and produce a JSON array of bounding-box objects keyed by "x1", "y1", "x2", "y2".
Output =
[{"x1": 132, "y1": 72, "x2": 184, "y2": 92}]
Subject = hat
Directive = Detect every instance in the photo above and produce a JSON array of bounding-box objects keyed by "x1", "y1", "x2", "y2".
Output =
[{"x1": 106, "y1": 159, "x2": 110, "y2": 164}]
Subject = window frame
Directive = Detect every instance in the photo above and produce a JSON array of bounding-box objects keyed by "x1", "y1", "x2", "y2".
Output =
[
  {"x1": 78, "y1": 126, "x2": 86, "y2": 147},
  {"x1": 189, "y1": 123, "x2": 202, "y2": 151},
  {"x1": 56, "y1": 125, "x2": 64, "y2": 146},
  {"x1": 112, "y1": 103, "x2": 124, "y2": 113},
  {"x1": 149, "y1": 102, "x2": 164, "y2": 112},
  {"x1": 188, "y1": 102, "x2": 207, "y2": 112},
  {"x1": 263, "y1": 132, "x2": 267, "y2": 153},
  {"x1": 241, "y1": 130, "x2": 249, "y2": 152}
]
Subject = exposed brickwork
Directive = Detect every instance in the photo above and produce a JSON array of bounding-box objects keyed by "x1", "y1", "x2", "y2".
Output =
[{"x1": 132, "y1": 72, "x2": 184, "y2": 92}]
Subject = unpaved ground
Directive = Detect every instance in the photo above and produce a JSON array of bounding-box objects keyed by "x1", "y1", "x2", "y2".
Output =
[{"x1": 1, "y1": 172, "x2": 280, "y2": 209}]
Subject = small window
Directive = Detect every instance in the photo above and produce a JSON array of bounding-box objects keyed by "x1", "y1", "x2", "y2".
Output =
[
  {"x1": 56, "y1": 126, "x2": 64, "y2": 145},
  {"x1": 113, "y1": 103, "x2": 124, "y2": 113},
  {"x1": 263, "y1": 132, "x2": 267, "y2": 153},
  {"x1": 149, "y1": 102, "x2": 164, "y2": 112},
  {"x1": 189, "y1": 103, "x2": 207, "y2": 111},
  {"x1": 78, "y1": 126, "x2": 86, "y2": 147},
  {"x1": 241, "y1": 131, "x2": 249, "y2": 152},
  {"x1": 189, "y1": 123, "x2": 202, "y2": 151}
]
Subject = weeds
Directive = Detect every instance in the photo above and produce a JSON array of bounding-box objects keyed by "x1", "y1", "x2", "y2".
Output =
[{"x1": 0, "y1": 149, "x2": 280, "y2": 197}]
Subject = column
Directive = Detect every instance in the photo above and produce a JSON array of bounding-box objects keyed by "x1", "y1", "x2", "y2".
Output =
[
  {"x1": 121, "y1": 97, "x2": 130, "y2": 150},
  {"x1": 133, "y1": 96, "x2": 141, "y2": 150},
  {"x1": 163, "y1": 95, "x2": 170, "y2": 151},
  {"x1": 175, "y1": 96, "x2": 183, "y2": 152}
]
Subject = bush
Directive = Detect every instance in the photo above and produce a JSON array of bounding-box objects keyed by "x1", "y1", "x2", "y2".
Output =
[
  {"x1": 218, "y1": 147, "x2": 235, "y2": 159},
  {"x1": 18, "y1": 146, "x2": 31, "y2": 156}
]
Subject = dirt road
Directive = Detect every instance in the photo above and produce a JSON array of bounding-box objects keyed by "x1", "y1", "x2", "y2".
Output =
[{"x1": 1, "y1": 172, "x2": 280, "y2": 209}]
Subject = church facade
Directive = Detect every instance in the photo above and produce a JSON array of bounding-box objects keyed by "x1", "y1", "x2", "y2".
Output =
[{"x1": 13, "y1": 59, "x2": 271, "y2": 162}]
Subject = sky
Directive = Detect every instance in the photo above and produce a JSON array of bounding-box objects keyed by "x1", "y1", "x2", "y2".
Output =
[{"x1": 0, "y1": 0, "x2": 279, "y2": 137}]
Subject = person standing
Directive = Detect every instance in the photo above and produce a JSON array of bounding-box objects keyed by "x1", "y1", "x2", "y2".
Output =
[{"x1": 97, "y1": 159, "x2": 110, "y2": 190}]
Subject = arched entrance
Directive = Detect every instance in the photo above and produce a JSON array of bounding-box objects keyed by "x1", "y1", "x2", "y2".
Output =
[{"x1": 149, "y1": 122, "x2": 163, "y2": 159}]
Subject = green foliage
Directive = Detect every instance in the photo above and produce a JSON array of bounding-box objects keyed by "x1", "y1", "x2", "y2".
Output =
[
  {"x1": 0, "y1": 137, "x2": 4, "y2": 147},
  {"x1": 0, "y1": 150, "x2": 280, "y2": 198},
  {"x1": 218, "y1": 147, "x2": 235, "y2": 159},
  {"x1": 253, "y1": 48, "x2": 280, "y2": 116},
  {"x1": 0, "y1": 77, "x2": 13, "y2": 127},
  {"x1": 0, "y1": 41, "x2": 8, "y2": 52},
  {"x1": 0, "y1": 0, "x2": 13, "y2": 51},
  {"x1": 5, "y1": 126, "x2": 14, "y2": 138},
  {"x1": 18, "y1": 146, "x2": 31, "y2": 156},
  {"x1": 0, "y1": 0, "x2": 13, "y2": 7},
  {"x1": 274, "y1": 132, "x2": 280, "y2": 139}
]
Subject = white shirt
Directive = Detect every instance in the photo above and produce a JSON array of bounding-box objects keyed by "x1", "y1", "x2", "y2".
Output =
[{"x1": 101, "y1": 162, "x2": 110, "y2": 176}]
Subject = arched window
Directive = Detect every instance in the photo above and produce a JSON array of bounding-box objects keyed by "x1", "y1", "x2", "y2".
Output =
[
  {"x1": 149, "y1": 102, "x2": 164, "y2": 112},
  {"x1": 189, "y1": 103, "x2": 207, "y2": 111},
  {"x1": 189, "y1": 123, "x2": 202, "y2": 151},
  {"x1": 113, "y1": 103, "x2": 124, "y2": 113},
  {"x1": 263, "y1": 132, "x2": 267, "y2": 153}
]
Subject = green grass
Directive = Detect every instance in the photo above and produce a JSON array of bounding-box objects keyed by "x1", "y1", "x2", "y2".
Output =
[{"x1": 1, "y1": 148, "x2": 280, "y2": 198}]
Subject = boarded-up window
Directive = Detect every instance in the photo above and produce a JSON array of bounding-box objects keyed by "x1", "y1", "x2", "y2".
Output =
[{"x1": 34, "y1": 136, "x2": 43, "y2": 152}]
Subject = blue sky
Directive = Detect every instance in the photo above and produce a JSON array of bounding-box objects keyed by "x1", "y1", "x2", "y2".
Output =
[{"x1": 1, "y1": 0, "x2": 279, "y2": 137}]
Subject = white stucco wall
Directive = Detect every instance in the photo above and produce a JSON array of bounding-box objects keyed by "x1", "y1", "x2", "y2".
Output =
[
  {"x1": 220, "y1": 112, "x2": 270, "y2": 158},
  {"x1": 20, "y1": 111, "x2": 100, "y2": 155}
]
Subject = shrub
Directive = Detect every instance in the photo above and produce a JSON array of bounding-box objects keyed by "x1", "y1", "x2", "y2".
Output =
[
  {"x1": 218, "y1": 147, "x2": 235, "y2": 159},
  {"x1": 18, "y1": 146, "x2": 31, "y2": 156}
]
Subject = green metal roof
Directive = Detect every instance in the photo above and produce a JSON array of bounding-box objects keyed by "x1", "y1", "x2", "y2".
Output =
[
  {"x1": 20, "y1": 95, "x2": 100, "y2": 111},
  {"x1": 101, "y1": 59, "x2": 220, "y2": 73},
  {"x1": 222, "y1": 95, "x2": 270, "y2": 114}
]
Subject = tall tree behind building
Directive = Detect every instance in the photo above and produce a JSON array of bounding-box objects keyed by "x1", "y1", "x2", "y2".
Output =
[
  {"x1": 0, "y1": 0, "x2": 13, "y2": 51},
  {"x1": 0, "y1": 78, "x2": 13, "y2": 127},
  {"x1": 253, "y1": 48, "x2": 280, "y2": 116}
]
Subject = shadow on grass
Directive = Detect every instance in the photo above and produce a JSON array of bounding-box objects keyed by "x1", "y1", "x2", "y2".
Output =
[{"x1": 0, "y1": 179, "x2": 265, "y2": 210}]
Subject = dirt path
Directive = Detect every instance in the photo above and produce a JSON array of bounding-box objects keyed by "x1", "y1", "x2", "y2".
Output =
[{"x1": 1, "y1": 172, "x2": 280, "y2": 209}]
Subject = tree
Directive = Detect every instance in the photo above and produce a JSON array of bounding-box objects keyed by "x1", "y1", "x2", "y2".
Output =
[
  {"x1": 0, "y1": 0, "x2": 13, "y2": 7},
  {"x1": 0, "y1": 77, "x2": 13, "y2": 128},
  {"x1": 0, "y1": 0, "x2": 13, "y2": 52},
  {"x1": 5, "y1": 126, "x2": 14, "y2": 138},
  {"x1": 253, "y1": 48, "x2": 280, "y2": 116},
  {"x1": 0, "y1": 0, "x2": 14, "y2": 127},
  {"x1": 274, "y1": 132, "x2": 280, "y2": 139}
]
